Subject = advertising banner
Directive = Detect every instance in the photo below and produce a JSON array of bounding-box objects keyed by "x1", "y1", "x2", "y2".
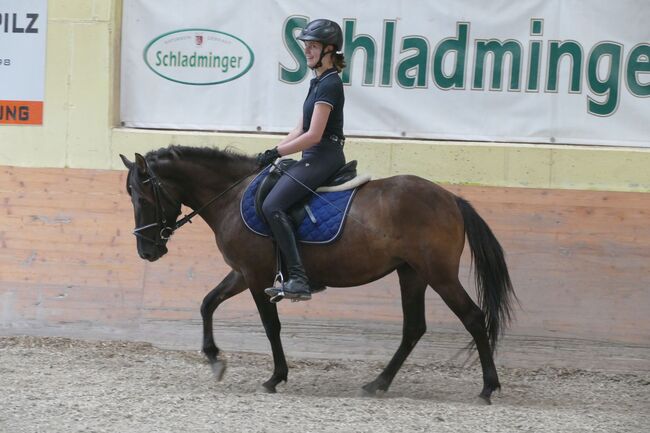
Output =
[
  {"x1": 120, "y1": 0, "x2": 650, "y2": 147},
  {"x1": 0, "y1": 0, "x2": 47, "y2": 125}
]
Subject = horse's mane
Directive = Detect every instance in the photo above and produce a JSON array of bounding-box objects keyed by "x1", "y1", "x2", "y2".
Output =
[{"x1": 145, "y1": 145, "x2": 256, "y2": 171}]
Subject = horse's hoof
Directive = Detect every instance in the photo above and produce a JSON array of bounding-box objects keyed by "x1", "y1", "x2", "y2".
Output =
[
  {"x1": 358, "y1": 387, "x2": 375, "y2": 397},
  {"x1": 360, "y1": 382, "x2": 384, "y2": 398},
  {"x1": 478, "y1": 393, "x2": 492, "y2": 405},
  {"x1": 210, "y1": 359, "x2": 227, "y2": 381},
  {"x1": 359, "y1": 388, "x2": 386, "y2": 398},
  {"x1": 261, "y1": 381, "x2": 278, "y2": 393}
]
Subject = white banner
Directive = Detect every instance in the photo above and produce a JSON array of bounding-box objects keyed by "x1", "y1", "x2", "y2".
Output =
[
  {"x1": 0, "y1": 0, "x2": 47, "y2": 125},
  {"x1": 120, "y1": 0, "x2": 650, "y2": 147}
]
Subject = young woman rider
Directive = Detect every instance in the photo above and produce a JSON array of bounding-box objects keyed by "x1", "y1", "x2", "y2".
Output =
[{"x1": 256, "y1": 19, "x2": 347, "y2": 301}]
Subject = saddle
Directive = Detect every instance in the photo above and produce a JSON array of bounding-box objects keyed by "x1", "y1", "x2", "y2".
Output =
[{"x1": 254, "y1": 159, "x2": 360, "y2": 225}]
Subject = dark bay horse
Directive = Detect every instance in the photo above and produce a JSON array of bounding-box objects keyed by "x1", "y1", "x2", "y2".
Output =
[{"x1": 120, "y1": 145, "x2": 516, "y2": 403}]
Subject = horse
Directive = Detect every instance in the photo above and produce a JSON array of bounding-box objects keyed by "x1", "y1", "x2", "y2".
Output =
[{"x1": 119, "y1": 145, "x2": 516, "y2": 404}]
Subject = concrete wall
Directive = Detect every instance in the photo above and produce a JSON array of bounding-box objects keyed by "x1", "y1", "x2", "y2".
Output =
[{"x1": 0, "y1": 0, "x2": 649, "y2": 192}]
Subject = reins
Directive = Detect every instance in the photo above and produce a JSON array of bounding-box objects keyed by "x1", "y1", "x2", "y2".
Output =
[
  {"x1": 173, "y1": 165, "x2": 261, "y2": 231},
  {"x1": 133, "y1": 163, "x2": 260, "y2": 243}
]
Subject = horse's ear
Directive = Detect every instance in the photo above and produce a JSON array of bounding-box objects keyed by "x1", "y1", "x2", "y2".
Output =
[
  {"x1": 135, "y1": 153, "x2": 147, "y2": 173},
  {"x1": 119, "y1": 154, "x2": 134, "y2": 170}
]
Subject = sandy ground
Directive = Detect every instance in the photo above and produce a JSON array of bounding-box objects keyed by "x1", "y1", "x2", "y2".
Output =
[{"x1": 1, "y1": 335, "x2": 648, "y2": 433}]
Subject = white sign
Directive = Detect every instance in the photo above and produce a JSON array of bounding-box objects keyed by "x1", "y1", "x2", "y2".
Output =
[
  {"x1": 121, "y1": 0, "x2": 650, "y2": 147},
  {"x1": 143, "y1": 29, "x2": 254, "y2": 85},
  {"x1": 0, "y1": 0, "x2": 47, "y2": 125}
]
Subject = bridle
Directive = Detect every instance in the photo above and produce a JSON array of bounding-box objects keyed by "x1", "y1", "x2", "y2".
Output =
[
  {"x1": 131, "y1": 161, "x2": 260, "y2": 246},
  {"x1": 132, "y1": 166, "x2": 182, "y2": 247}
]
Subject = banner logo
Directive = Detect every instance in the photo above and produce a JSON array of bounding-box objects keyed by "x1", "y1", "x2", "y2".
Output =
[{"x1": 144, "y1": 28, "x2": 254, "y2": 85}]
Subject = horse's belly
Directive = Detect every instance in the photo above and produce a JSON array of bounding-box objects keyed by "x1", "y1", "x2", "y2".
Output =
[{"x1": 305, "y1": 246, "x2": 400, "y2": 288}]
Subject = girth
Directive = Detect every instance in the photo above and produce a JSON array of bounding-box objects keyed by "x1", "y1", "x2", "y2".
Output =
[{"x1": 254, "y1": 159, "x2": 358, "y2": 225}]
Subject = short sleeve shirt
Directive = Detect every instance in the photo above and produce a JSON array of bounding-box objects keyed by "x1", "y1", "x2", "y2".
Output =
[{"x1": 302, "y1": 68, "x2": 345, "y2": 140}]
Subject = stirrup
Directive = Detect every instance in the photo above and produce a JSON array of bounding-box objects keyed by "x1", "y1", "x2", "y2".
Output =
[
  {"x1": 264, "y1": 273, "x2": 312, "y2": 303},
  {"x1": 264, "y1": 272, "x2": 285, "y2": 303}
]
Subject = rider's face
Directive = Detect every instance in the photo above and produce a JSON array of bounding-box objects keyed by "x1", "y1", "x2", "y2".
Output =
[{"x1": 303, "y1": 41, "x2": 323, "y2": 68}]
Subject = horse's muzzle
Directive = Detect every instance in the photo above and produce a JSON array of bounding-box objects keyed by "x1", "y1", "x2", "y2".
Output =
[{"x1": 138, "y1": 244, "x2": 168, "y2": 262}]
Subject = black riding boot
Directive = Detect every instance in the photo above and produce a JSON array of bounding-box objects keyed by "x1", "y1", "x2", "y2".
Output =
[{"x1": 264, "y1": 210, "x2": 312, "y2": 301}]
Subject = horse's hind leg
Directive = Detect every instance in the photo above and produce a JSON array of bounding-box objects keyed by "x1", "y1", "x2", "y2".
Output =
[
  {"x1": 432, "y1": 277, "x2": 500, "y2": 403},
  {"x1": 201, "y1": 270, "x2": 248, "y2": 378},
  {"x1": 362, "y1": 264, "x2": 427, "y2": 396},
  {"x1": 250, "y1": 286, "x2": 288, "y2": 393}
]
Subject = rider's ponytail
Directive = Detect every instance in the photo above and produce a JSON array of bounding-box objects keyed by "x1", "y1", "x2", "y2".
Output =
[{"x1": 332, "y1": 52, "x2": 346, "y2": 72}]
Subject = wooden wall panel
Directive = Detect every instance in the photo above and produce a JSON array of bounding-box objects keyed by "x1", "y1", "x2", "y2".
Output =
[{"x1": 1, "y1": 166, "x2": 648, "y2": 344}]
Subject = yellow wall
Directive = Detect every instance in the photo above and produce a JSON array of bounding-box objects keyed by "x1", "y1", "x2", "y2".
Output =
[{"x1": 1, "y1": 0, "x2": 649, "y2": 192}]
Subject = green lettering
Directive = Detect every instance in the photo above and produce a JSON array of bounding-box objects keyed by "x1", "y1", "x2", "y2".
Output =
[
  {"x1": 279, "y1": 15, "x2": 308, "y2": 83},
  {"x1": 527, "y1": 41, "x2": 542, "y2": 91},
  {"x1": 528, "y1": 18, "x2": 544, "y2": 92},
  {"x1": 626, "y1": 44, "x2": 650, "y2": 97},
  {"x1": 588, "y1": 42, "x2": 622, "y2": 116},
  {"x1": 396, "y1": 36, "x2": 429, "y2": 88},
  {"x1": 547, "y1": 41, "x2": 583, "y2": 92},
  {"x1": 433, "y1": 22, "x2": 468, "y2": 90},
  {"x1": 380, "y1": 20, "x2": 396, "y2": 86},
  {"x1": 531, "y1": 19, "x2": 543, "y2": 36},
  {"x1": 473, "y1": 40, "x2": 522, "y2": 90},
  {"x1": 342, "y1": 19, "x2": 376, "y2": 86}
]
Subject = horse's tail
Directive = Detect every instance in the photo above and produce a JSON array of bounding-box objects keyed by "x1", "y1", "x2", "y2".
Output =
[{"x1": 455, "y1": 196, "x2": 517, "y2": 352}]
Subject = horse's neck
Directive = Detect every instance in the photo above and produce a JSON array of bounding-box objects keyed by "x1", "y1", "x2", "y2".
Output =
[{"x1": 162, "y1": 158, "x2": 253, "y2": 212}]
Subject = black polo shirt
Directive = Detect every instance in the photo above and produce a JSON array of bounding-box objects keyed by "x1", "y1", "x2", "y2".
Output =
[{"x1": 302, "y1": 68, "x2": 345, "y2": 141}]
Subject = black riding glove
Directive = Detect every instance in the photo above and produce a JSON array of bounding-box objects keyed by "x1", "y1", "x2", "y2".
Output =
[{"x1": 256, "y1": 147, "x2": 280, "y2": 167}]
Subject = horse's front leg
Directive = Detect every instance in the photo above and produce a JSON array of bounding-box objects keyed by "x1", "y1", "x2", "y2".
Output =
[
  {"x1": 201, "y1": 270, "x2": 248, "y2": 379},
  {"x1": 250, "y1": 286, "x2": 288, "y2": 393}
]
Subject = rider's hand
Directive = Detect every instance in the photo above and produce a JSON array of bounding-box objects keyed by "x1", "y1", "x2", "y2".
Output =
[{"x1": 256, "y1": 147, "x2": 280, "y2": 167}]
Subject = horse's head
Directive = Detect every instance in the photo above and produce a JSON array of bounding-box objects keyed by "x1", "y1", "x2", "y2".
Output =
[{"x1": 120, "y1": 153, "x2": 182, "y2": 262}]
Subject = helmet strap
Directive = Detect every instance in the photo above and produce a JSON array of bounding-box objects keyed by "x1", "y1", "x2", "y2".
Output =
[{"x1": 313, "y1": 48, "x2": 335, "y2": 70}]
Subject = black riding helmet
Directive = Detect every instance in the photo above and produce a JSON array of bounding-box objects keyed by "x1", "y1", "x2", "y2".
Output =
[{"x1": 297, "y1": 19, "x2": 343, "y2": 69}]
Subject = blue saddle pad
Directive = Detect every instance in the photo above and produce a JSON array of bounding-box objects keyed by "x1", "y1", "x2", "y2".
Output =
[{"x1": 240, "y1": 168, "x2": 357, "y2": 244}]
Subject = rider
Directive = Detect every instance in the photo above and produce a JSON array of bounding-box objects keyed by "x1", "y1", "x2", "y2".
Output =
[{"x1": 257, "y1": 19, "x2": 347, "y2": 301}]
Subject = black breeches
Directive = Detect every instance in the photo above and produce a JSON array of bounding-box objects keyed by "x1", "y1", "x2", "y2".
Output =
[{"x1": 261, "y1": 147, "x2": 345, "y2": 220}]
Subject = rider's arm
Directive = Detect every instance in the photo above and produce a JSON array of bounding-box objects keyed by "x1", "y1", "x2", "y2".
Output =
[
  {"x1": 277, "y1": 116, "x2": 304, "y2": 147},
  {"x1": 277, "y1": 103, "x2": 331, "y2": 156}
]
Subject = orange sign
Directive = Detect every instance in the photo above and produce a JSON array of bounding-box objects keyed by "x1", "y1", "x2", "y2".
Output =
[{"x1": 0, "y1": 100, "x2": 43, "y2": 125}]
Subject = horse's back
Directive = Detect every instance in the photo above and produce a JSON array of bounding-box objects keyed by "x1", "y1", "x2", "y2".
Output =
[
  {"x1": 355, "y1": 174, "x2": 460, "y2": 218},
  {"x1": 348, "y1": 174, "x2": 464, "y2": 247}
]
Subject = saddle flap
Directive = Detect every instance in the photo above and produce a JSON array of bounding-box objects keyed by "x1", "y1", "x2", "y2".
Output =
[{"x1": 242, "y1": 167, "x2": 360, "y2": 244}]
